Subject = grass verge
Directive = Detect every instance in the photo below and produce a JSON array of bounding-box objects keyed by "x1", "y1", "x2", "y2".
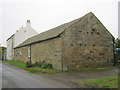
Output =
[
  {"x1": 2, "y1": 60, "x2": 61, "y2": 74},
  {"x1": 76, "y1": 74, "x2": 118, "y2": 88},
  {"x1": 2, "y1": 60, "x2": 118, "y2": 73},
  {"x1": 65, "y1": 65, "x2": 118, "y2": 72},
  {"x1": 2, "y1": 60, "x2": 26, "y2": 69}
]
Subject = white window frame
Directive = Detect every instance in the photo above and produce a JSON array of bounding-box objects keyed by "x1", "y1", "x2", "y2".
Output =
[
  {"x1": 28, "y1": 47, "x2": 30, "y2": 58},
  {"x1": 19, "y1": 50, "x2": 21, "y2": 55}
]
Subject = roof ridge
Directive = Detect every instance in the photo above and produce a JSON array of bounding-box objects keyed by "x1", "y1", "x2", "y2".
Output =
[{"x1": 14, "y1": 12, "x2": 93, "y2": 48}]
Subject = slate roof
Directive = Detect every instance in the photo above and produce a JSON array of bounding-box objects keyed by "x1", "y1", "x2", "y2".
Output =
[
  {"x1": 14, "y1": 12, "x2": 114, "y2": 48},
  {"x1": 15, "y1": 13, "x2": 90, "y2": 48},
  {"x1": 7, "y1": 34, "x2": 14, "y2": 41}
]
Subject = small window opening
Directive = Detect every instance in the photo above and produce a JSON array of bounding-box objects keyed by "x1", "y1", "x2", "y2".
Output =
[
  {"x1": 79, "y1": 44, "x2": 82, "y2": 46},
  {"x1": 71, "y1": 44, "x2": 73, "y2": 46},
  {"x1": 87, "y1": 32, "x2": 89, "y2": 34},
  {"x1": 93, "y1": 45, "x2": 95, "y2": 46},
  {"x1": 28, "y1": 47, "x2": 30, "y2": 58},
  {"x1": 106, "y1": 44, "x2": 109, "y2": 47},
  {"x1": 91, "y1": 16, "x2": 93, "y2": 19},
  {"x1": 97, "y1": 32, "x2": 100, "y2": 34},
  {"x1": 92, "y1": 29, "x2": 95, "y2": 32},
  {"x1": 90, "y1": 51, "x2": 94, "y2": 53},
  {"x1": 99, "y1": 53, "x2": 104, "y2": 55},
  {"x1": 79, "y1": 31, "x2": 82, "y2": 32},
  {"x1": 20, "y1": 51, "x2": 21, "y2": 55},
  {"x1": 85, "y1": 44, "x2": 86, "y2": 46},
  {"x1": 88, "y1": 57, "x2": 91, "y2": 58}
]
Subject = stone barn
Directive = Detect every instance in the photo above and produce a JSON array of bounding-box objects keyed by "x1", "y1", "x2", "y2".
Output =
[{"x1": 14, "y1": 12, "x2": 115, "y2": 71}]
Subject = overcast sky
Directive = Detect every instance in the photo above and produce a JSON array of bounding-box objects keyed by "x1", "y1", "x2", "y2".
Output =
[{"x1": 0, "y1": 0, "x2": 119, "y2": 47}]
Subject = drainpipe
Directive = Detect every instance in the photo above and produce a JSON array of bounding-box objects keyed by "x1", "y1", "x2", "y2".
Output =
[
  {"x1": 62, "y1": 58, "x2": 63, "y2": 72},
  {"x1": 30, "y1": 45, "x2": 31, "y2": 63}
]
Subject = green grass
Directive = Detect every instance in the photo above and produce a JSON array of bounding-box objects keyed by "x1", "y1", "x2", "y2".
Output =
[
  {"x1": 65, "y1": 66, "x2": 117, "y2": 72},
  {"x1": 2, "y1": 60, "x2": 26, "y2": 69},
  {"x1": 76, "y1": 74, "x2": 118, "y2": 88},
  {"x1": 2, "y1": 60, "x2": 118, "y2": 74},
  {"x1": 25, "y1": 67, "x2": 61, "y2": 74},
  {"x1": 117, "y1": 60, "x2": 120, "y2": 63},
  {"x1": 2, "y1": 60, "x2": 61, "y2": 74}
]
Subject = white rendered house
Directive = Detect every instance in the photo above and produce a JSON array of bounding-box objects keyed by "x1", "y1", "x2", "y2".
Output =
[{"x1": 7, "y1": 20, "x2": 38, "y2": 60}]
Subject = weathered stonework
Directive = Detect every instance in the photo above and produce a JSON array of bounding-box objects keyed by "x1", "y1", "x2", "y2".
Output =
[
  {"x1": 62, "y1": 13, "x2": 114, "y2": 70},
  {"x1": 14, "y1": 46, "x2": 30, "y2": 62},
  {"x1": 14, "y1": 12, "x2": 115, "y2": 71},
  {"x1": 31, "y1": 37, "x2": 62, "y2": 70}
]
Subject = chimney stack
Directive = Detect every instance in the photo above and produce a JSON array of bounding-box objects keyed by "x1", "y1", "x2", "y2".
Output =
[
  {"x1": 27, "y1": 20, "x2": 30, "y2": 23},
  {"x1": 26, "y1": 20, "x2": 31, "y2": 27}
]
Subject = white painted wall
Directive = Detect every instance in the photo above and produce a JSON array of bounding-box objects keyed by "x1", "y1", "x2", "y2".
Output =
[
  {"x1": 6, "y1": 20, "x2": 38, "y2": 60},
  {"x1": 14, "y1": 21, "x2": 38, "y2": 47},
  {"x1": 6, "y1": 35, "x2": 14, "y2": 60}
]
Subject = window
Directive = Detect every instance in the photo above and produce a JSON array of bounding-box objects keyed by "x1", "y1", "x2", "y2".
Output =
[
  {"x1": 28, "y1": 47, "x2": 30, "y2": 58},
  {"x1": 106, "y1": 44, "x2": 109, "y2": 47},
  {"x1": 99, "y1": 53, "x2": 104, "y2": 55},
  {"x1": 90, "y1": 51, "x2": 94, "y2": 53},
  {"x1": 71, "y1": 44, "x2": 73, "y2": 46},
  {"x1": 92, "y1": 29, "x2": 95, "y2": 32},
  {"x1": 97, "y1": 32, "x2": 100, "y2": 34},
  {"x1": 79, "y1": 44, "x2": 82, "y2": 46},
  {"x1": 20, "y1": 51, "x2": 21, "y2": 55}
]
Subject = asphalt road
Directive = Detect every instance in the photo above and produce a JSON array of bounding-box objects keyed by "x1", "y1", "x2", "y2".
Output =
[{"x1": 1, "y1": 62, "x2": 70, "y2": 88}]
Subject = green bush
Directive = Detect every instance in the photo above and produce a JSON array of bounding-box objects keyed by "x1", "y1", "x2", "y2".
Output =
[
  {"x1": 41, "y1": 63, "x2": 53, "y2": 69},
  {"x1": 33, "y1": 61, "x2": 45, "y2": 67},
  {"x1": 2, "y1": 61, "x2": 61, "y2": 74},
  {"x1": 26, "y1": 61, "x2": 53, "y2": 69},
  {"x1": 26, "y1": 61, "x2": 33, "y2": 68}
]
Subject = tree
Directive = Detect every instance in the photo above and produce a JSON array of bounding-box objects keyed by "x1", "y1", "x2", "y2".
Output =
[
  {"x1": 116, "y1": 38, "x2": 120, "y2": 48},
  {"x1": 2, "y1": 47, "x2": 6, "y2": 51}
]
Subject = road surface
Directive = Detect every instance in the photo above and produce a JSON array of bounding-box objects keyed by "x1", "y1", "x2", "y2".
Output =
[{"x1": 1, "y1": 62, "x2": 70, "y2": 88}]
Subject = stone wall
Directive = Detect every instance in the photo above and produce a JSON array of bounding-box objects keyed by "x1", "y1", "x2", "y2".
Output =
[
  {"x1": 14, "y1": 46, "x2": 30, "y2": 62},
  {"x1": 14, "y1": 37, "x2": 62, "y2": 70},
  {"x1": 62, "y1": 13, "x2": 114, "y2": 70},
  {"x1": 30, "y1": 37, "x2": 62, "y2": 70},
  {"x1": 7, "y1": 35, "x2": 14, "y2": 60},
  {"x1": 14, "y1": 13, "x2": 114, "y2": 71}
]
